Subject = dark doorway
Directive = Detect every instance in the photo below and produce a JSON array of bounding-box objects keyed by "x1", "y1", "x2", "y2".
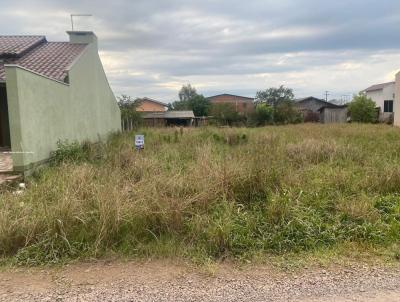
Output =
[
  {"x1": 0, "y1": 84, "x2": 11, "y2": 148},
  {"x1": 166, "y1": 118, "x2": 192, "y2": 127}
]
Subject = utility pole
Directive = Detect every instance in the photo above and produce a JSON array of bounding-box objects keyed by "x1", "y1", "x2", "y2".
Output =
[
  {"x1": 324, "y1": 91, "x2": 330, "y2": 102},
  {"x1": 70, "y1": 14, "x2": 92, "y2": 31}
]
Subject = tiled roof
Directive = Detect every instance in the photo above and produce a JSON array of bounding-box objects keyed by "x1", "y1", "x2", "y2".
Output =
[
  {"x1": 0, "y1": 36, "x2": 88, "y2": 82},
  {"x1": 363, "y1": 82, "x2": 395, "y2": 92},
  {"x1": 0, "y1": 35, "x2": 45, "y2": 57}
]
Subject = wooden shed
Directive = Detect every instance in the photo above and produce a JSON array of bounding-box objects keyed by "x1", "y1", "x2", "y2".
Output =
[
  {"x1": 319, "y1": 106, "x2": 348, "y2": 124},
  {"x1": 143, "y1": 111, "x2": 195, "y2": 127}
]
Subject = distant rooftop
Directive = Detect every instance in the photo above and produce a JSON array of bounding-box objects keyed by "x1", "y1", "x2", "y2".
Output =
[
  {"x1": 137, "y1": 97, "x2": 168, "y2": 107},
  {"x1": 207, "y1": 93, "x2": 254, "y2": 100},
  {"x1": 364, "y1": 81, "x2": 395, "y2": 93}
]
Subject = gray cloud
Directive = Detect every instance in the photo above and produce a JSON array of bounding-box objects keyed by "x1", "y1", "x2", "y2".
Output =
[{"x1": 1, "y1": 0, "x2": 399, "y2": 101}]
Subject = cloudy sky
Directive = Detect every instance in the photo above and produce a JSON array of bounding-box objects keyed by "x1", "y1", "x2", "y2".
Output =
[{"x1": 1, "y1": 0, "x2": 399, "y2": 102}]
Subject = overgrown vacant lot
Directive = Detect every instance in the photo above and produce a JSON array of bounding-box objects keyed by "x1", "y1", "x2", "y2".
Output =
[{"x1": 1, "y1": 124, "x2": 400, "y2": 265}]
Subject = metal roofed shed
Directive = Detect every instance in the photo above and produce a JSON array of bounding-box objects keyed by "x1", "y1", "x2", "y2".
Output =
[{"x1": 143, "y1": 111, "x2": 195, "y2": 127}]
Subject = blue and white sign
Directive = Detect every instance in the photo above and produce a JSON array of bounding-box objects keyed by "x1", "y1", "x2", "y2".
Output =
[{"x1": 135, "y1": 134, "x2": 145, "y2": 150}]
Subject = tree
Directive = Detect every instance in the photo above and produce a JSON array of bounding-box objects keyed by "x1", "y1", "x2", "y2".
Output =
[
  {"x1": 170, "y1": 85, "x2": 210, "y2": 116},
  {"x1": 274, "y1": 100, "x2": 303, "y2": 124},
  {"x1": 210, "y1": 103, "x2": 244, "y2": 126},
  {"x1": 248, "y1": 103, "x2": 274, "y2": 126},
  {"x1": 188, "y1": 95, "x2": 210, "y2": 117},
  {"x1": 169, "y1": 100, "x2": 189, "y2": 111},
  {"x1": 348, "y1": 94, "x2": 377, "y2": 123},
  {"x1": 179, "y1": 84, "x2": 198, "y2": 102},
  {"x1": 255, "y1": 85, "x2": 294, "y2": 108},
  {"x1": 117, "y1": 94, "x2": 142, "y2": 129},
  {"x1": 254, "y1": 86, "x2": 300, "y2": 124}
]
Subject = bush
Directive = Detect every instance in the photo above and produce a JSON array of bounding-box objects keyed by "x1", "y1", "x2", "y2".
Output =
[
  {"x1": 348, "y1": 94, "x2": 377, "y2": 123},
  {"x1": 248, "y1": 103, "x2": 274, "y2": 126},
  {"x1": 210, "y1": 103, "x2": 245, "y2": 126},
  {"x1": 50, "y1": 140, "x2": 105, "y2": 165},
  {"x1": 274, "y1": 101, "x2": 303, "y2": 124}
]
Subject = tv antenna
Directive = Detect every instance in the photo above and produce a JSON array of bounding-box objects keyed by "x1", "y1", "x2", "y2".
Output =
[{"x1": 70, "y1": 14, "x2": 93, "y2": 31}]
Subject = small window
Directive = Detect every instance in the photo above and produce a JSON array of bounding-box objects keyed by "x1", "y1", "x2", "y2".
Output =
[{"x1": 384, "y1": 100, "x2": 393, "y2": 113}]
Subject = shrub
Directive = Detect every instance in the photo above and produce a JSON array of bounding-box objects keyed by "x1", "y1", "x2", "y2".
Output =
[
  {"x1": 274, "y1": 101, "x2": 303, "y2": 124},
  {"x1": 248, "y1": 103, "x2": 273, "y2": 126},
  {"x1": 210, "y1": 103, "x2": 245, "y2": 126},
  {"x1": 50, "y1": 140, "x2": 105, "y2": 165},
  {"x1": 348, "y1": 94, "x2": 377, "y2": 123}
]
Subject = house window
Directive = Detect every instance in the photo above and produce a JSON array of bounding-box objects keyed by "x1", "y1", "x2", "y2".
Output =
[{"x1": 384, "y1": 100, "x2": 393, "y2": 113}]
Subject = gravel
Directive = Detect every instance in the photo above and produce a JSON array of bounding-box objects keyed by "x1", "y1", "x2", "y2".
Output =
[{"x1": 1, "y1": 261, "x2": 399, "y2": 301}]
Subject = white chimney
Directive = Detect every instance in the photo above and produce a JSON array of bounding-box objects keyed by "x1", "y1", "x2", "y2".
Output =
[{"x1": 67, "y1": 31, "x2": 97, "y2": 49}]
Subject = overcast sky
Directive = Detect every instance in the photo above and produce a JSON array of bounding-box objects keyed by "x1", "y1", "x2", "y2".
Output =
[{"x1": 0, "y1": 0, "x2": 399, "y2": 102}]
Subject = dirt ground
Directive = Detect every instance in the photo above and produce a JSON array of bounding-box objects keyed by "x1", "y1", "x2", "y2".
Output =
[{"x1": 0, "y1": 260, "x2": 399, "y2": 301}]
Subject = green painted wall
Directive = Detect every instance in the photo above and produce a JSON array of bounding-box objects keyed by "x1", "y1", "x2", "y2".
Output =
[{"x1": 5, "y1": 42, "x2": 121, "y2": 172}]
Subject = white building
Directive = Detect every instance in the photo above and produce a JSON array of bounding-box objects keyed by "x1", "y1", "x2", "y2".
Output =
[
  {"x1": 363, "y1": 81, "x2": 395, "y2": 120},
  {"x1": 395, "y1": 72, "x2": 400, "y2": 127}
]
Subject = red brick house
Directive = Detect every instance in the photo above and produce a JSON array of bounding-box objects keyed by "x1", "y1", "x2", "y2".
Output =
[{"x1": 207, "y1": 94, "x2": 255, "y2": 116}]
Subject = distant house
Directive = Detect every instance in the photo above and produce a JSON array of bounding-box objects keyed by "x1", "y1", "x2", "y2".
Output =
[
  {"x1": 363, "y1": 81, "x2": 395, "y2": 121},
  {"x1": 136, "y1": 97, "x2": 167, "y2": 112},
  {"x1": 295, "y1": 97, "x2": 343, "y2": 122},
  {"x1": 143, "y1": 111, "x2": 195, "y2": 127},
  {"x1": 0, "y1": 31, "x2": 120, "y2": 173},
  {"x1": 207, "y1": 94, "x2": 254, "y2": 116}
]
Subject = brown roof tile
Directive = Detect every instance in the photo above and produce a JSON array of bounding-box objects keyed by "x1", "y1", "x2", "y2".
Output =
[
  {"x1": 0, "y1": 35, "x2": 45, "y2": 57},
  {"x1": 0, "y1": 36, "x2": 88, "y2": 82}
]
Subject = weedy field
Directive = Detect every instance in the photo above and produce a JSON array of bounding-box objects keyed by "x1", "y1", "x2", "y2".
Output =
[{"x1": 1, "y1": 124, "x2": 400, "y2": 265}]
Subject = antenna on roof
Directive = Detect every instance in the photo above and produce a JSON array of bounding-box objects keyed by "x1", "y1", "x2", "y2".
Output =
[{"x1": 70, "y1": 14, "x2": 93, "y2": 31}]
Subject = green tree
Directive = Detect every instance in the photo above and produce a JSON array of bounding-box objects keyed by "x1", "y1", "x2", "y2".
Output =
[
  {"x1": 170, "y1": 85, "x2": 210, "y2": 116},
  {"x1": 249, "y1": 103, "x2": 274, "y2": 126},
  {"x1": 348, "y1": 94, "x2": 377, "y2": 123},
  {"x1": 188, "y1": 95, "x2": 210, "y2": 117},
  {"x1": 255, "y1": 85, "x2": 294, "y2": 108},
  {"x1": 210, "y1": 103, "x2": 244, "y2": 126},
  {"x1": 255, "y1": 86, "x2": 300, "y2": 124},
  {"x1": 179, "y1": 84, "x2": 198, "y2": 102},
  {"x1": 117, "y1": 94, "x2": 142, "y2": 128},
  {"x1": 274, "y1": 100, "x2": 303, "y2": 124}
]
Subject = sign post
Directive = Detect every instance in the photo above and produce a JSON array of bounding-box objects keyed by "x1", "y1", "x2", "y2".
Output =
[{"x1": 135, "y1": 134, "x2": 144, "y2": 150}]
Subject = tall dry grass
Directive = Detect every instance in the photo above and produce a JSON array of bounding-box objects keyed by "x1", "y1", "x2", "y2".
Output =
[{"x1": 1, "y1": 124, "x2": 400, "y2": 264}]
